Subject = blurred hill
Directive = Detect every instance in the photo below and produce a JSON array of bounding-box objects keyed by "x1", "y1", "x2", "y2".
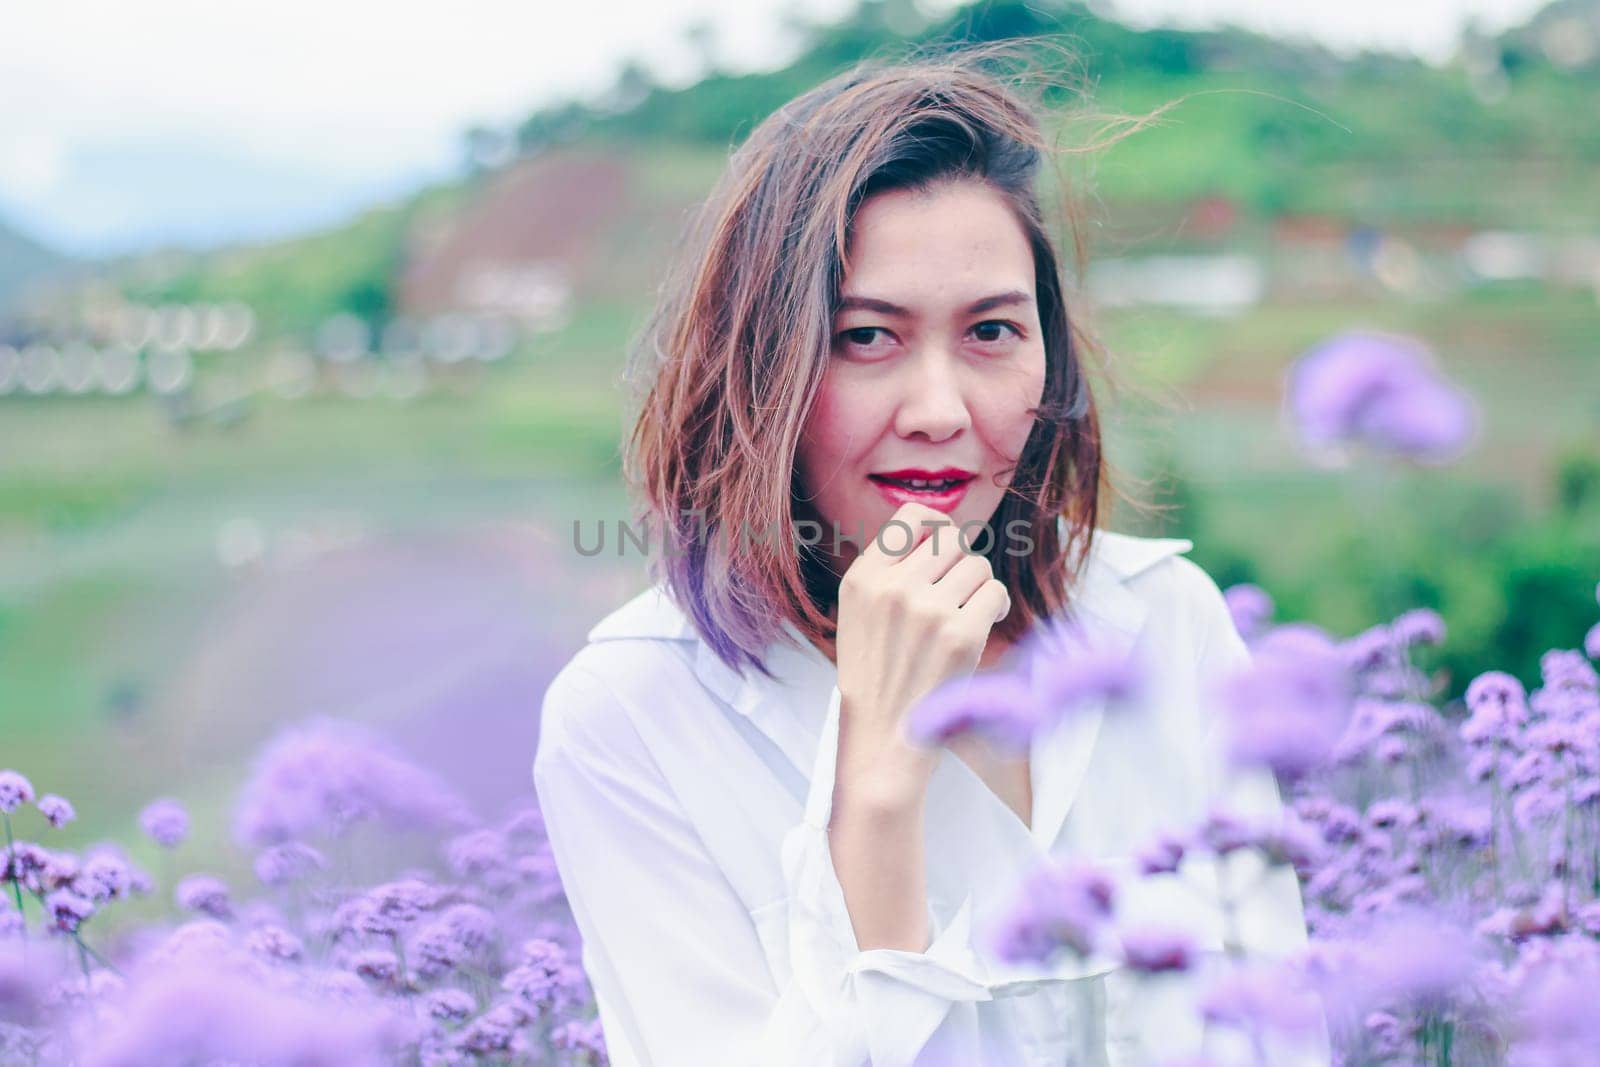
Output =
[
  {"x1": 22, "y1": 0, "x2": 1588, "y2": 339},
  {"x1": 0, "y1": 214, "x2": 74, "y2": 317}
]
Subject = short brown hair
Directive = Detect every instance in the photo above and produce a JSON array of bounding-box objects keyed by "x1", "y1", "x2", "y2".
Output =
[{"x1": 622, "y1": 37, "x2": 1169, "y2": 678}]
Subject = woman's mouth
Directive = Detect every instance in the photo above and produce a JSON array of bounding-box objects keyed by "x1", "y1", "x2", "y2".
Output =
[{"x1": 867, "y1": 470, "x2": 976, "y2": 514}]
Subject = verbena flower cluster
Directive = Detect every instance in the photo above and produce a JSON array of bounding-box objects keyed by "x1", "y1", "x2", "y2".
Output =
[
  {"x1": 912, "y1": 577, "x2": 1600, "y2": 1065},
  {"x1": 1, "y1": 717, "x2": 608, "y2": 1065},
  {"x1": 902, "y1": 331, "x2": 1600, "y2": 1065},
  {"x1": 2, "y1": 328, "x2": 1585, "y2": 1065}
]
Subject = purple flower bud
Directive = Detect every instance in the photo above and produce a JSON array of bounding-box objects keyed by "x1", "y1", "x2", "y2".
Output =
[
  {"x1": 1285, "y1": 329, "x2": 1477, "y2": 464},
  {"x1": 500, "y1": 806, "x2": 546, "y2": 840},
  {"x1": 80, "y1": 953, "x2": 405, "y2": 1064},
  {"x1": 349, "y1": 949, "x2": 401, "y2": 986},
  {"x1": 1258, "y1": 815, "x2": 1327, "y2": 876},
  {"x1": 0, "y1": 771, "x2": 35, "y2": 814},
  {"x1": 445, "y1": 829, "x2": 510, "y2": 880},
  {"x1": 408, "y1": 921, "x2": 466, "y2": 980},
  {"x1": 76, "y1": 851, "x2": 133, "y2": 902},
  {"x1": 906, "y1": 671, "x2": 1044, "y2": 752},
  {"x1": 1390, "y1": 607, "x2": 1446, "y2": 648},
  {"x1": 1198, "y1": 810, "x2": 1261, "y2": 855},
  {"x1": 38, "y1": 849, "x2": 80, "y2": 892},
  {"x1": 424, "y1": 988, "x2": 475, "y2": 1022},
  {"x1": 139, "y1": 798, "x2": 190, "y2": 849},
  {"x1": 1023, "y1": 617, "x2": 1146, "y2": 719},
  {"x1": 441, "y1": 903, "x2": 496, "y2": 952},
  {"x1": 44, "y1": 889, "x2": 95, "y2": 934},
  {"x1": 1222, "y1": 584, "x2": 1274, "y2": 642},
  {"x1": 550, "y1": 1016, "x2": 608, "y2": 1057},
  {"x1": 175, "y1": 874, "x2": 233, "y2": 920},
  {"x1": 2, "y1": 840, "x2": 48, "y2": 892},
  {"x1": 458, "y1": 1001, "x2": 525, "y2": 1055},
  {"x1": 245, "y1": 924, "x2": 305, "y2": 963},
  {"x1": 502, "y1": 961, "x2": 561, "y2": 1009},
  {"x1": 1366, "y1": 798, "x2": 1420, "y2": 832},
  {"x1": 232, "y1": 717, "x2": 472, "y2": 848},
  {"x1": 348, "y1": 878, "x2": 439, "y2": 939},
  {"x1": 1215, "y1": 623, "x2": 1353, "y2": 782},
  {"x1": 1585, "y1": 621, "x2": 1600, "y2": 662},
  {"x1": 1540, "y1": 649, "x2": 1598, "y2": 693},
  {"x1": 35, "y1": 794, "x2": 75, "y2": 829},
  {"x1": 1461, "y1": 670, "x2": 1528, "y2": 748},
  {"x1": 252, "y1": 842, "x2": 327, "y2": 887},
  {"x1": 1201, "y1": 964, "x2": 1325, "y2": 1038},
  {"x1": 1134, "y1": 833, "x2": 1187, "y2": 876},
  {"x1": 990, "y1": 860, "x2": 1117, "y2": 964},
  {"x1": 1118, "y1": 926, "x2": 1195, "y2": 973}
]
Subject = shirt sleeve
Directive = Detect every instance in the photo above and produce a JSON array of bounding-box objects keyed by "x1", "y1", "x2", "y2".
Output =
[
  {"x1": 1103, "y1": 558, "x2": 1331, "y2": 1067},
  {"x1": 532, "y1": 658, "x2": 996, "y2": 1067}
]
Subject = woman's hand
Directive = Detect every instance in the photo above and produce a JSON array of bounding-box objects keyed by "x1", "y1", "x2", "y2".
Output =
[{"x1": 833, "y1": 500, "x2": 1012, "y2": 810}]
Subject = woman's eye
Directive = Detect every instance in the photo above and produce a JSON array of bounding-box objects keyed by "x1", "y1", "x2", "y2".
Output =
[
  {"x1": 833, "y1": 327, "x2": 891, "y2": 356},
  {"x1": 972, "y1": 320, "x2": 1023, "y2": 345}
]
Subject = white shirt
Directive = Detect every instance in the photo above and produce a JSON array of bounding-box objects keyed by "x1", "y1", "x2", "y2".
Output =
[{"x1": 533, "y1": 529, "x2": 1326, "y2": 1067}]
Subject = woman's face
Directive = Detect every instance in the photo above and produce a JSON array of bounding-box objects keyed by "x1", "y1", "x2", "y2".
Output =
[{"x1": 796, "y1": 179, "x2": 1047, "y2": 570}]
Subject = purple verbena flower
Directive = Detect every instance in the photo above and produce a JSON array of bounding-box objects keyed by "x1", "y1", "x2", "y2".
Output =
[
  {"x1": 1197, "y1": 810, "x2": 1262, "y2": 856},
  {"x1": 1285, "y1": 329, "x2": 1477, "y2": 464},
  {"x1": 1540, "y1": 649, "x2": 1598, "y2": 693},
  {"x1": 550, "y1": 1016, "x2": 608, "y2": 1057},
  {"x1": 424, "y1": 988, "x2": 475, "y2": 1022},
  {"x1": 990, "y1": 860, "x2": 1117, "y2": 963},
  {"x1": 445, "y1": 829, "x2": 510, "y2": 880},
  {"x1": 44, "y1": 889, "x2": 95, "y2": 934},
  {"x1": 350, "y1": 879, "x2": 439, "y2": 938},
  {"x1": 253, "y1": 841, "x2": 327, "y2": 887},
  {"x1": 1461, "y1": 670, "x2": 1529, "y2": 746},
  {"x1": 139, "y1": 798, "x2": 190, "y2": 849},
  {"x1": 1200, "y1": 962, "x2": 1326, "y2": 1038},
  {"x1": 1023, "y1": 615, "x2": 1146, "y2": 721},
  {"x1": 440, "y1": 903, "x2": 496, "y2": 952},
  {"x1": 80, "y1": 953, "x2": 403, "y2": 1066},
  {"x1": 35, "y1": 794, "x2": 75, "y2": 829},
  {"x1": 500, "y1": 806, "x2": 545, "y2": 840},
  {"x1": 1222, "y1": 584, "x2": 1274, "y2": 642},
  {"x1": 1134, "y1": 833, "x2": 1187, "y2": 876},
  {"x1": 906, "y1": 671, "x2": 1044, "y2": 753},
  {"x1": 1213, "y1": 623, "x2": 1354, "y2": 782},
  {"x1": 245, "y1": 924, "x2": 305, "y2": 963},
  {"x1": 76, "y1": 851, "x2": 133, "y2": 902},
  {"x1": 349, "y1": 949, "x2": 401, "y2": 987},
  {"x1": 0, "y1": 771, "x2": 35, "y2": 814},
  {"x1": 407, "y1": 921, "x2": 466, "y2": 980},
  {"x1": 232, "y1": 717, "x2": 473, "y2": 847},
  {"x1": 456, "y1": 1002, "x2": 524, "y2": 1056},
  {"x1": 175, "y1": 875, "x2": 233, "y2": 920},
  {"x1": 501, "y1": 960, "x2": 561, "y2": 1011},
  {"x1": 1390, "y1": 608, "x2": 1446, "y2": 649},
  {"x1": 1119, "y1": 925, "x2": 1196, "y2": 973}
]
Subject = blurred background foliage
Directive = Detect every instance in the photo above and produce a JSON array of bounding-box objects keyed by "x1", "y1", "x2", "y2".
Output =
[{"x1": 0, "y1": 0, "x2": 1596, "y2": 854}]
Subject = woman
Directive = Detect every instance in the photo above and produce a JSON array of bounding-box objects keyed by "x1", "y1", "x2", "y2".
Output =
[{"x1": 534, "y1": 41, "x2": 1321, "y2": 1066}]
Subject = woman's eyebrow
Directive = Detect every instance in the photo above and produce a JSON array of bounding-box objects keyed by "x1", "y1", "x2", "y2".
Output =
[{"x1": 835, "y1": 290, "x2": 1034, "y2": 317}]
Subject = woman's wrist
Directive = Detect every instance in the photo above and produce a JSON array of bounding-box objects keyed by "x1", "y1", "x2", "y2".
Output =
[{"x1": 835, "y1": 695, "x2": 938, "y2": 813}]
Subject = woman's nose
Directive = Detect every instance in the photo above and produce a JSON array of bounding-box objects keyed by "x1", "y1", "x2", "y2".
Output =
[{"x1": 892, "y1": 349, "x2": 972, "y2": 443}]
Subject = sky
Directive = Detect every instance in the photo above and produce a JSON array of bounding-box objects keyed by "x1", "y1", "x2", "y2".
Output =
[{"x1": 0, "y1": 0, "x2": 1553, "y2": 259}]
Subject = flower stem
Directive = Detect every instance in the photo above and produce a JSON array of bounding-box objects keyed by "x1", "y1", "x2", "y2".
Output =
[{"x1": 3, "y1": 811, "x2": 26, "y2": 926}]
